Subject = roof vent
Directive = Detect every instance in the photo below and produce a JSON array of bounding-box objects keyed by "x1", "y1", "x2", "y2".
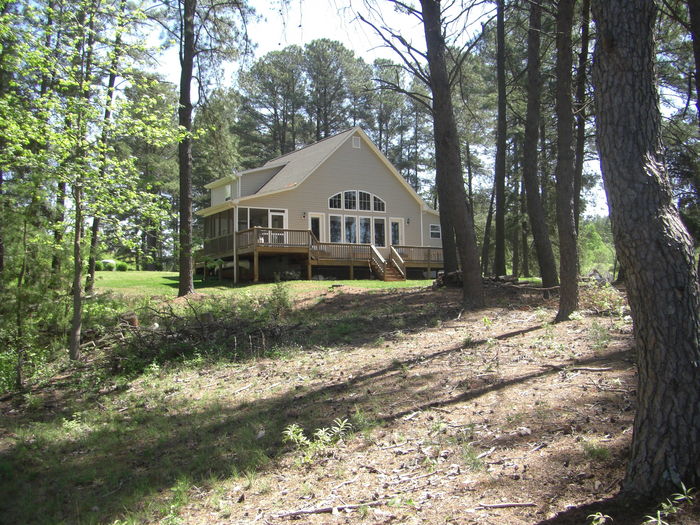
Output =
[{"x1": 352, "y1": 136, "x2": 361, "y2": 149}]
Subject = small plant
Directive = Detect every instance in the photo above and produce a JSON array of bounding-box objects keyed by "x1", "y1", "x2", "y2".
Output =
[
  {"x1": 587, "y1": 512, "x2": 613, "y2": 525},
  {"x1": 583, "y1": 440, "x2": 610, "y2": 461},
  {"x1": 94, "y1": 261, "x2": 104, "y2": 271},
  {"x1": 482, "y1": 316, "x2": 493, "y2": 328},
  {"x1": 268, "y1": 281, "x2": 292, "y2": 319},
  {"x1": 116, "y1": 261, "x2": 129, "y2": 271},
  {"x1": 643, "y1": 511, "x2": 669, "y2": 525},
  {"x1": 589, "y1": 321, "x2": 612, "y2": 353},
  {"x1": 282, "y1": 418, "x2": 352, "y2": 463}
]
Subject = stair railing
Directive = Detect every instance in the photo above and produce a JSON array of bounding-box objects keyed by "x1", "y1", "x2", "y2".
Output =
[
  {"x1": 389, "y1": 246, "x2": 406, "y2": 279},
  {"x1": 369, "y1": 245, "x2": 386, "y2": 280}
]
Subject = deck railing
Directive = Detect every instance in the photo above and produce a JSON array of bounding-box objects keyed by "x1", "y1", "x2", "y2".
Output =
[
  {"x1": 311, "y1": 242, "x2": 371, "y2": 262},
  {"x1": 389, "y1": 246, "x2": 406, "y2": 278},
  {"x1": 237, "y1": 227, "x2": 312, "y2": 252},
  {"x1": 394, "y1": 245, "x2": 443, "y2": 265}
]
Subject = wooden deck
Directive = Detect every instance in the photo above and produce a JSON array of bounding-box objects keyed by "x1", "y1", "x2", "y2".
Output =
[{"x1": 201, "y1": 227, "x2": 443, "y2": 282}]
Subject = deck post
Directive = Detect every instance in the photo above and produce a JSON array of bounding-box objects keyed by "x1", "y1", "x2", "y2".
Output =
[
  {"x1": 427, "y1": 248, "x2": 432, "y2": 274},
  {"x1": 253, "y1": 251, "x2": 259, "y2": 283},
  {"x1": 307, "y1": 253, "x2": 312, "y2": 280},
  {"x1": 350, "y1": 249, "x2": 354, "y2": 280}
]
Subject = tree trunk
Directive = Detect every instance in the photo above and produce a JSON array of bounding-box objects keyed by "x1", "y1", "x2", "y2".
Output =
[
  {"x1": 520, "y1": 177, "x2": 530, "y2": 278},
  {"x1": 554, "y1": 0, "x2": 579, "y2": 322},
  {"x1": 68, "y1": 185, "x2": 83, "y2": 361},
  {"x1": 440, "y1": 209, "x2": 459, "y2": 274},
  {"x1": 592, "y1": 0, "x2": 700, "y2": 496},
  {"x1": 85, "y1": 0, "x2": 127, "y2": 295},
  {"x1": 178, "y1": 0, "x2": 196, "y2": 297},
  {"x1": 688, "y1": 0, "x2": 700, "y2": 136},
  {"x1": 522, "y1": 0, "x2": 559, "y2": 288},
  {"x1": 574, "y1": 0, "x2": 591, "y2": 235},
  {"x1": 481, "y1": 181, "x2": 496, "y2": 276},
  {"x1": 421, "y1": 0, "x2": 483, "y2": 307},
  {"x1": 493, "y1": 0, "x2": 507, "y2": 277}
]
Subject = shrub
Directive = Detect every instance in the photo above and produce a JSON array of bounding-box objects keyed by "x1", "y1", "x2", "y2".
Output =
[
  {"x1": 116, "y1": 262, "x2": 128, "y2": 272},
  {"x1": 94, "y1": 261, "x2": 104, "y2": 271},
  {"x1": 103, "y1": 261, "x2": 115, "y2": 271}
]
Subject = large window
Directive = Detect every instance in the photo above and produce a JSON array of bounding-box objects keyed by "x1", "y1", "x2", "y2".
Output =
[
  {"x1": 330, "y1": 215, "x2": 342, "y2": 243},
  {"x1": 328, "y1": 190, "x2": 386, "y2": 212},
  {"x1": 374, "y1": 218, "x2": 386, "y2": 247},
  {"x1": 359, "y1": 217, "x2": 371, "y2": 244},
  {"x1": 345, "y1": 216, "x2": 357, "y2": 243}
]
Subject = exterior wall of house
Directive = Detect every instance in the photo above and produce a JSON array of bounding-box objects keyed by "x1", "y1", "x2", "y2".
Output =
[
  {"x1": 422, "y1": 211, "x2": 443, "y2": 248},
  {"x1": 211, "y1": 184, "x2": 231, "y2": 206},
  {"x1": 240, "y1": 167, "x2": 281, "y2": 197},
  {"x1": 236, "y1": 134, "x2": 430, "y2": 248}
]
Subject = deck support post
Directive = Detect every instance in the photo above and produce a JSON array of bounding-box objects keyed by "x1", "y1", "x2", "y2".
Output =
[
  {"x1": 427, "y1": 248, "x2": 432, "y2": 275},
  {"x1": 253, "y1": 251, "x2": 259, "y2": 283},
  {"x1": 307, "y1": 254, "x2": 312, "y2": 280}
]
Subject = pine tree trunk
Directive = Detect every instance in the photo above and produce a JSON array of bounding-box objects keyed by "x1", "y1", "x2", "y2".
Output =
[
  {"x1": 522, "y1": 0, "x2": 558, "y2": 288},
  {"x1": 493, "y1": 0, "x2": 507, "y2": 277},
  {"x1": 482, "y1": 183, "x2": 496, "y2": 276},
  {"x1": 592, "y1": 0, "x2": 700, "y2": 496},
  {"x1": 421, "y1": 0, "x2": 483, "y2": 307},
  {"x1": 554, "y1": 0, "x2": 579, "y2": 322},
  {"x1": 573, "y1": 0, "x2": 590, "y2": 234},
  {"x1": 178, "y1": 0, "x2": 196, "y2": 297},
  {"x1": 688, "y1": 0, "x2": 700, "y2": 136}
]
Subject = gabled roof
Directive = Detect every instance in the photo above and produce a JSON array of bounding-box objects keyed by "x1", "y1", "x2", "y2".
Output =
[
  {"x1": 243, "y1": 128, "x2": 357, "y2": 197},
  {"x1": 237, "y1": 127, "x2": 435, "y2": 213}
]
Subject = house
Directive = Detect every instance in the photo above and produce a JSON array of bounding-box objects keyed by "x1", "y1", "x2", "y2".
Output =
[{"x1": 197, "y1": 127, "x2": 444, "y2": 282}]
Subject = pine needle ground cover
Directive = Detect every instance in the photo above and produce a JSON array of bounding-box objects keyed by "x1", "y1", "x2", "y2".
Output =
[{"x1": 1, "y1": 282, "x2": 698, "y2": 524}]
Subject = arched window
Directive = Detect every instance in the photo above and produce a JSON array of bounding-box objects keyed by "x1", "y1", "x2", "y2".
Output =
[
  {"x1": 373, "y1": 196, "x2": 386, "y2": 212},
  {"x1": 329, "y1": 193, "x2": 342, "y2": 209}
]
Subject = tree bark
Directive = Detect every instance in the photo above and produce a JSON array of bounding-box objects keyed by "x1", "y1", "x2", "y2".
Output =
[
  {"x1": 178, "y1": 0, "x2": 196, "y2": 297},
  {"x1": 592, "y1": 0, "x2": 700, "y2": 496},
  {"x1": 520, "y1": 177, "x2": 530, "y2": 278},
  {"x1": 493, "y1": 0, "x2": 507, "y2": 277},
  {"x1": 573, "y1": 0, "x2": 591, "y2": 234},
  {"x1": 688, "y1": 0, "x2": 700, "y2": 136},
  {"x1": 68, "y1": 184, "x2": 83, "y2": 361},
  {"x1": 481, "y1": 180, "x2": 496, "y2": 276},
  {"x1": 554, "y1": 0, "x2": 579, "y2": 322},
  {"x1": 421, "y1": 0, "x2": 483, "y2": 306},
  {"x1": 522, "y1": 0, "x2": 559, "y2": 289}
]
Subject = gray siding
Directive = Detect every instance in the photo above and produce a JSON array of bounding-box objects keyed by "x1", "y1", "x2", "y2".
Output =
[
  {"x1": 237, "y1": 133, "x2": 432, "y2": 248},
  {"x1": 240, "y1": 167, "x2": 281, "y2": 197}
]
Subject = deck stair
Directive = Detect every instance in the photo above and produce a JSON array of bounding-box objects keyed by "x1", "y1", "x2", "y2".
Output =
[{"x1": 382, "y1": 265, "x2": 405, "y2": 281}]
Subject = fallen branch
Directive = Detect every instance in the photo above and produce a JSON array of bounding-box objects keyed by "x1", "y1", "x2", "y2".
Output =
[
  {"x1": 571, "y1": 366, "x2": 613, "y2": 372},
  {"x1": 477, "y1": 502, "x2": 536, "y2": 509},
  {"x1": 477, "y1": 446, "x2": 496, "y2": 459},
  {"x1": 273, "y1": 500, "x2": 385, "y2": 518},
  {"x1": 233, "y1": 383, "x2": 253, "y2": 394}
]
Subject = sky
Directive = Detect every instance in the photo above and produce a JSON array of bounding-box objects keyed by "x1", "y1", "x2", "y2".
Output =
[{"x1": 153, "y1": 0, "x2": 609, "y2": 216}]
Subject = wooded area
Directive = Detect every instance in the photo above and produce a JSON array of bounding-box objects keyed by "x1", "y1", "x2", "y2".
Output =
[{"x1": 1, "y1": 0, "x2": 700, "y2": 514}]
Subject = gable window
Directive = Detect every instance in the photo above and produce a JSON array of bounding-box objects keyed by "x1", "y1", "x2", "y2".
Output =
[
  {"x1": 359, "y1": 191, "x2": 371, "y2": 211},
  {"x1": 430, "y1": 224, "x2": 441, "y2": 239},
  {"x1": 352, "y1": 136, "x2": 361, "y2": 149},
  {"x1": 373, "y1": 196, "x2": 386, "y2": 212},
  {"x1": 329, "y1": 193, "x2": 342, "y2": 209},
  {"x1": 330, "y1": 215, "x2": 342, "y2": 243},
  {"x1": 344, "y1": 190, "x2": 357, "y2": 210}
]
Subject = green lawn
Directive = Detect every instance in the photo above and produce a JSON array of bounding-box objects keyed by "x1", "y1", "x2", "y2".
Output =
[{"x1": 93, "y1": 271, "x2": 433, "y2": 298}]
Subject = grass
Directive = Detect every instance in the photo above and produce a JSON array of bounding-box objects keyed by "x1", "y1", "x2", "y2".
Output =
[{"x1": 94, "y1": 271, "x2": 432, "y2": 298}]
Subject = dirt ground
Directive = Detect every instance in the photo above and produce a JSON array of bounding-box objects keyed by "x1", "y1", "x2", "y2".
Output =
[
  {"x1": 167, "y1": 284, "x2": 698, "y2": 524},
  {"x1": 3, "y1": 282, "x2": 699, "y2": 524}
]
